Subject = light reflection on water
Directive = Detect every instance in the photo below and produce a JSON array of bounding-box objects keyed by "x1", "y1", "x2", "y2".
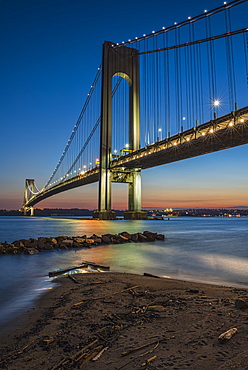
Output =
[{"x1": 0, "y1": 216, "x2": 248, "y2": 327}]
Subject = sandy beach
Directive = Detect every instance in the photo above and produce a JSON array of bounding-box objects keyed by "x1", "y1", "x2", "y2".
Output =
[{"x1": 1, "y1": 272, "x2": 248, "y2": 369}]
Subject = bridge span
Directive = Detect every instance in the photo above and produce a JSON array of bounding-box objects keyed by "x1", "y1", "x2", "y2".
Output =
[{"x1": 24, "y1": 106, "x2": 248, "y2": 209}]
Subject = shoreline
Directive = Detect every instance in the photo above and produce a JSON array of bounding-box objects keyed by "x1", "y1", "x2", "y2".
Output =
[{"x1": 1, "y1": 272, "x2": 248, "y2": 369}]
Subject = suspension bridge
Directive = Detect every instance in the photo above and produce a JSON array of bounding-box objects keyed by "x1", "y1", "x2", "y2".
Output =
[{"x1": 23, "y1": 0, "x2": 248, "y2": 219}]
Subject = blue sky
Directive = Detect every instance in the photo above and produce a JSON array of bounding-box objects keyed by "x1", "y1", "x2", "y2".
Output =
[{"x1": 0, "y1": 0, "x2": 247, "y2": 210}]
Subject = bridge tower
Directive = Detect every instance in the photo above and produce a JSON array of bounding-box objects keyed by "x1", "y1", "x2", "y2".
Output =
[
  {"x1": 94, "y1": 41, "x2": 147, "y2": 220},
  {"x1": 23, "y1": 179, "x2": 35, "y2": 216}
]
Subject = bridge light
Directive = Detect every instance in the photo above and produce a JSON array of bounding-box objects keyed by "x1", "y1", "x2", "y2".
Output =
[
  {"x1": 143, "y1": 34, "x2": 146, "y2": 36},
  {"x1": 213, "y1": 100, "x2": 220, "y2": 107},
  {"x1": 174, "y1": 22, "x2": 177, "y2": 25},
  {"x1": 240, "y1": 118, "x2": 244, "y2": 123},
  {"x1": 125, "y1": 143, "x2": 129, "y2": 148},
  {"x1": 204, "y1": 9, "x2": 207, "y2": 12},
  {"x1": 209, "y1": 128, "x2": 214, "y2": 133},
  {"x1": 186, "y1": 137, "x2": 190, "y2": 141},
  {"x1": 229, "y1": 122, "x2": 234, "y2": 126},
  {"x1": 201, "y1": 132, "x2": 206, "y2": 136},
  {"x1": 173, "y1": 142, "x2": 177, "y2": 146}
]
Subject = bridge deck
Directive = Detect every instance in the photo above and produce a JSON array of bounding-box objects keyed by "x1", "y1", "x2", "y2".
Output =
[
  {"x1": 25, "y1": 107, "x2": 248, "y2": 208},
  {"x1": 111, "y1": 106, "x2": 248, "y2": 170}
]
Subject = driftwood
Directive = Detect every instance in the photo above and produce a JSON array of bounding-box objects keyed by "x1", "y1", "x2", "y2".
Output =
[
  {"x1": 143, "y1": 272, "x2": 160, "y2": 278},
  {"x1": 49, "y1": 262, "x2": 110, "y2": 277},
  {"x1": 218, "y1": 327, "x2": 238, "y2": 343},
  {"x1": 67, "y1": 274, "x2": 79, "y2": 283},
  {"x1": 51, "y1": 339, "x2": 99, "y2": 370},
  {"x1": 0, "y1": 340, "x2": 35, "y2": 365},
  {"x1": 82, "y1": 261, "x2": 110, "y2": 271},
  {"x1": 118, "y1": 342, "x2": 160, "y2": 369},
  {"x1": 141, "y1": 355, "x2": 157, "y2": 366},
  {"x1": 73, "y1": 285, "x2": 139, "y2": 307},
  {"x1": 48, "y1": 264, "x2": 88, "y2": 277},
  {"x1": 92, "y1": 346, "x2": 109, "y2": 361},
  {"x1": 122, "y1": 339, "x2": 161, "y2": 356}
]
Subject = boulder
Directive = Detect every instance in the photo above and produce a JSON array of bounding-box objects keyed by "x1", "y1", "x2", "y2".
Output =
[
  {"x1": 13, "y1": 240, "x2": 25, "y2": 248},
  {"x1": 117, "y1": 234, "x2": 129, "y2": 243},
  {"x1": 60, "y1": 239, "x2": 74, "y2": 248},
  {"x1": 24, "y1": 248, "x2": 39, "y2": 255},
  {"x1": 23, "y1": 238, "x2": 38, "y2": 248},
  {"x1": 85, "y1": 239, "x2": 95, "y2": 244},
  {"x1": 73, "y1": 238, "x2": 85, "y2": 244},
  {"x1": 143, "y1": 231, "x2": 157, "y2": 241},
  {"x1": 102, "y1": 235, "x2": 111, "y2": 244},
  {"x1": 48, "y1": 237, "x2": 58, "y2": 245},
  {"x1": 138, "y1": 233, "x2": 148, "y2": 242},
  {"x1": 156, "y1": 234, "x2": 165, "y2": 241},
  {"x1": 120, "y1": 231, "x2": 132, "y2": 240},
  {"x1": 131, "y1": 233, "x2": 139, "y2": 242},
  {"x1": 93, "y1": 238, "x2": 102, "y2": 244}
]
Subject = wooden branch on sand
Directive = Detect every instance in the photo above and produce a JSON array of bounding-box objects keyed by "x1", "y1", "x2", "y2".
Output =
[
  {"x1": 73, "y1": 285, "x2": 139, "y2": 307},
  {"x1": 0, "y1": 340, "x2": 35, "y2": 365},
  {"x1": 122, "y1": 339, "x2": 161, "y2": 356}
]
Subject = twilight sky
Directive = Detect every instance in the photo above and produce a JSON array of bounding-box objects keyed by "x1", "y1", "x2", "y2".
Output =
[{"x1": 0, "y1": 0, "x2": 247, "y2": 211}]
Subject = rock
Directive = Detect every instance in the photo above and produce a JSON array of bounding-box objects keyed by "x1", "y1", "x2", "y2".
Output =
[
  {"x1": 235, "y1": 299, "x2": 248, "y2": 309},
  {"x1": 24, "y1": 248, "x2": 39, "y2": 255},
  {"x1": 218, "y1": 328, "x2": 238, "y2": 343},
  {"x1": 38, "y1": 237, "x2": 47, "y2": 249},
  {"x1": 102, "y1": 235, "x2": 111, "y2": 244},
  {"x1": 43, "y1": 244, "x2": 54, "y2": 250},
  {"x1": 85, "y1": 239, "x2": 95, "y2": 244},
  {"x1": 73, "y1": 238, "x2": 85, "y2": 244},
  {"x1": 131, "y1": 233, "x2": 139, "y2": 242},
  {"x1": 49, "y1": 237, "x2": 58, "y2": 245},
  {"x1": 60, "y1": 239, "x2": 74, "y2": 247},
  {"x1": 138, "y1": 233, "x2": 147, "y2": 242},
  {"x1": 23, "y1": 238, "x2": 38, "y2": 248},
  {"x1": 156, "y1": 234, "x2": 165, "y2": 241},
  {"x1": 143, "y1": 231, "x2": 157, "y2": 241},
  {"x1": 13, "y1": 240, "x2": 25, "y2": 248},
  {"x1": 93, "y1": 238, "x2": 102, "y2": 244},
  {"x1": 118, "y1": 234, "x2": 129, "y2": 243},
  {"x1": 120, "y1": 231, "x2": 132, "y2": 240}
]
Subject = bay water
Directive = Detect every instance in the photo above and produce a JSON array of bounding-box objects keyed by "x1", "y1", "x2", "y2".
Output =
[{"x1": 0, "y1": 216, "x2": 248, "y2": 328}]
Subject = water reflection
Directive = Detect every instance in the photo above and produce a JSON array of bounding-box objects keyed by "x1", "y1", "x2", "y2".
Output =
[{"x1": 0, "y1": 216, "x2": 248, "y2": 327}]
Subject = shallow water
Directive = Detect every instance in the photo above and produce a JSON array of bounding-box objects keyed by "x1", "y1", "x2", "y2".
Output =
[{"x1": 0, "y1": 216, "x2": 248, "y2": 327}]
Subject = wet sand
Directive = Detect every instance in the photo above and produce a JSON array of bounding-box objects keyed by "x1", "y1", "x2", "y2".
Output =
[{"x1": 1, "y1": 272, "x2": 248, "y2": 369}]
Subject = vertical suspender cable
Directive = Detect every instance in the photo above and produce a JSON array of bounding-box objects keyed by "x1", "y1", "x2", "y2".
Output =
[
  {"x1": 205, "y1": 15, "x2": 216, "y2": 118},
  {"x1": 225, "y1": 8, "x2": 237, "y2": 111},
  {"x1": 243, "y1": 33, "x2": 248, "y2": 90}
]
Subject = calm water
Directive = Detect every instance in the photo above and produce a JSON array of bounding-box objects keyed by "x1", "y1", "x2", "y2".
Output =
[{"x1": 0, "y1": 216, "x2": 248, "y2": 328}]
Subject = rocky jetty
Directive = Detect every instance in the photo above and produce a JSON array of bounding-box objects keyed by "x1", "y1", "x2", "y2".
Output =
[{"x1": 0, "y1": 231, "x2": 164, "y2": 255}]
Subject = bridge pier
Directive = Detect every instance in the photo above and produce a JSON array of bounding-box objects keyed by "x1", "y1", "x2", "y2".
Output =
[{"x1": 95, "y1": 41, "x2": 147, "y2": 220}]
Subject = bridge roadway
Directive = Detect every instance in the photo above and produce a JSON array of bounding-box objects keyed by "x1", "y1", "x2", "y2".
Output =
[{"x1": 25, "y1": 106, "x2": 248, "y2": 208}]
